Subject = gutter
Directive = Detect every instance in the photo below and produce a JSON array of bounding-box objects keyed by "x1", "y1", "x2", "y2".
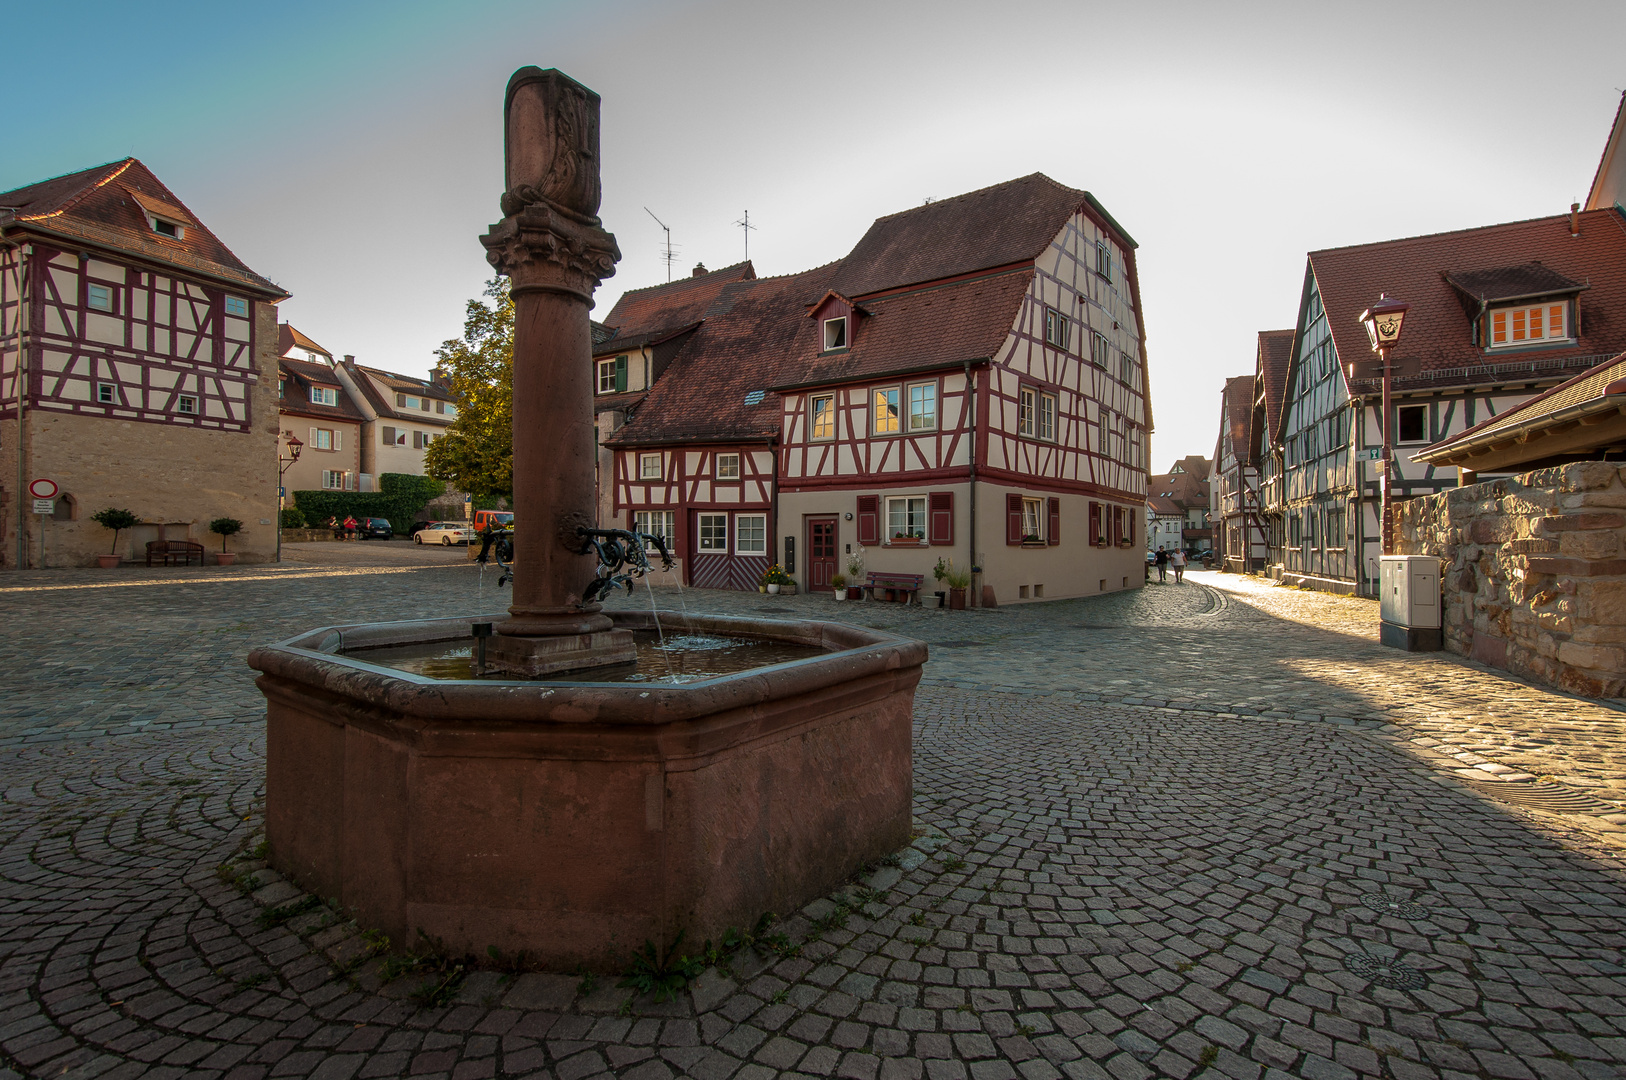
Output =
[
  {"x1": 7, "y1": 220, "x2": 288, "y2": 301},
  {"x1": 771, "y1": 356, "x2": 991, "y2": 394},
  {"x1": 1414, "y1": 387, "x2": 1626, "y2": 465}
]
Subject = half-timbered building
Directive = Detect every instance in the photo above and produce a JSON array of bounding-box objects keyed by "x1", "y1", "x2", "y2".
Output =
[
  {"x1": 1, "y1": 159, "x2": 285, "y2": 566},
  {"x1": 1270, "y1": 208, "x2": 1626, "y2": 595},
  {"x1": 591, "y1": 262, "x2": 756, "y2": 526},
  {"x1": 1248, "y1": 329, "x2": 1294, "y2": 573},
  {"x1": 1212, "y1": 375, "x2": 1265, "y2": 572},
  {"x1": 601, "y1": 174, "x2": 1150, "y2": 601}
]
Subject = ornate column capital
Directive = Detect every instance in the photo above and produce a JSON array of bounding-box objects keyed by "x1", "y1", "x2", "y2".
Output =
[{"x1": 481, "y1": 206, "x2": 619, "y2": 302}]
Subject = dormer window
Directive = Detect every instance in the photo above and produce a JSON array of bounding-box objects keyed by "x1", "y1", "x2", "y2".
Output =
[
  {"x1": 1489, "y1": 302, "x2": 1569, "y2": 348},
  {"x1": 823, "y1": 317, "x2": 848, "y2": 351},
  {"x1": 152, "y1": 218, "x2": 183, "y2": 239},
  {"x1": 310, "y1": 387, "x2": 339, "y2": 406}
]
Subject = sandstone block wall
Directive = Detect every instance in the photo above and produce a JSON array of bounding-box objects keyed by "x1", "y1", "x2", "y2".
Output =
[{"x1": 1395, "y1": 461, "x2": 1626, "y2": 699}]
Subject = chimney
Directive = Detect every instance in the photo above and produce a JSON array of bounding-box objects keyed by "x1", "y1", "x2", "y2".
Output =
[
  {"x1": 431, "y1": 366, "x2": 450, "y2": 388},
  {"x1": 343, "y1": 354, "x2": 355, "y2": 366},
  {"x1": 692, "y1": 262, "x2": 707, "y2": 278},
  {"x1": 1570, "y1": 203, "x2": 1581, "y2": 237}
]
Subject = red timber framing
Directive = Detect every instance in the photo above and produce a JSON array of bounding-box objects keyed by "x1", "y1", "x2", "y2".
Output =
[
  {"x1": 612, "y1": 442, "x2": 775, "y2": 591},
  {"x1": 2, "y1": 245, "x2": 257, "y2": 429}
]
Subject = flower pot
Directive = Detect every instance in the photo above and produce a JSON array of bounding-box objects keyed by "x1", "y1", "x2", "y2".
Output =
[
  {"x1": 923, "y1": 594, "x2": 942, "y2": 609},
  {"x1": 759, "y1": 586, "x2": 767, "y2": 593},
  {"x1": 847, "y1": 587, "x2": 863, "y2": 600},
  {"x1": 949, "y1": 588, "x2": 967, "y2": 610},
  {"x1": 216, "y1": 552, "x2": 238, "y2": 566},
  {"x1": 766, "y1": 583, "x2": 780, "y2": 594},
  {"x1": 833, "y1": 589, "x2": 844, "y2": 601},
  {"x1": 96, "y1": 554, "x2": 121, "y2": 569}
]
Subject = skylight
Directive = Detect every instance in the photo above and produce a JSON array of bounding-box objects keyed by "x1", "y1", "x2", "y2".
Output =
[{"x1": 743, "y1": 390, "x2": 766, "y2": 406}]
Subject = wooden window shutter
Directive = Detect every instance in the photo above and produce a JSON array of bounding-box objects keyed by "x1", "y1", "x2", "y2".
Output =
[
  {"x1": 1089, "y1": 501, "x2": 1102, "y2": 546},
  {"x1": 1047, "y1": 497, "x2": 1061, "y2": 546},
  {"x1": 614, "y1": 355, "x2": 628, "y2": 392},
  {"x1": 929, "y1": 491, "x2": 954, "y2": 545},
  {"x1": 856, "y1": 495, "x2": 880, "y2": 546},
  {"x1": 333, "y1": 430, "x2": 342, "y2": 452},
  {"x1": 1006, "y1": 493, "x2": 1024, "y2": 545}
]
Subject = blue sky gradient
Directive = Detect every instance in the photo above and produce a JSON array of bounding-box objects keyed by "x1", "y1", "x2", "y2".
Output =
[{"x1": 7, "y1": 0, "x2": 1623, "y2": 464}]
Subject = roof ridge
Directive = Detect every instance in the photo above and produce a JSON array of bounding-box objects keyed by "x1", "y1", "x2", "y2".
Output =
[
  {"x1": 1308, "y1": 209, "x2": 1610, "y2": 258},
  {"x1": 869, "y1": 172, "x2": 1079, "y2": 224},
  {"x1": 13, "y1": 159, "x2": 135, "y2": 221},
  {"x1": 0, "y1": 158, "x2": 132, "y2": 210},
  {"x1": 614, "y1": 259, "x2": 754, "y2": 298}
]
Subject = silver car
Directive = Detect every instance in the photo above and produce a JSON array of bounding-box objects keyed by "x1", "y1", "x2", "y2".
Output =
[{"x1": 415, "y1": 521, "x2": 473, "y2": 546}]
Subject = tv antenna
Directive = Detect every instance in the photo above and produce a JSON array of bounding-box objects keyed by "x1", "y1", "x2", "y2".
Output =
[
  {"x1": 644, "y1": 207, "x2": 678, "y2": 281},
  {"x1": 733, "y1": 210, "x2": 757, "y2": 261}
]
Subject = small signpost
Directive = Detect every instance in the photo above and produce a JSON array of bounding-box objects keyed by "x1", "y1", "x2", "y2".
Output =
[
  {"x1": 1355, "y1": 448, "x2": 1384, "y2": 462},
  {"x1": 28, "y1": 479, "x2": 59, "y2": 568}
]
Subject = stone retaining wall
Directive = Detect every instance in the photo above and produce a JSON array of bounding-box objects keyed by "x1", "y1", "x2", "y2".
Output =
[{"x1": 1395, "y1": 461, "x2": 1626, "y2": 699}]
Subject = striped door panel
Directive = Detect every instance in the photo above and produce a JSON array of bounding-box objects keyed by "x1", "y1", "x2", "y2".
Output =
[{"x1": 690, "y1": 554, "x2": 770, "y2": 591}]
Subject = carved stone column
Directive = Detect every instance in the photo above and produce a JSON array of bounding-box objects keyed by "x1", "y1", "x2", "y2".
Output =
[{"x1": 480, "y1": 67, "x2": 631, "y2": 676}]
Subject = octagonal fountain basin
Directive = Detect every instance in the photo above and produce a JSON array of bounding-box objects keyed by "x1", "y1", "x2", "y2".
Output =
[{"x1": 247, "y1": 610, "x2": 925, "y2": 971}]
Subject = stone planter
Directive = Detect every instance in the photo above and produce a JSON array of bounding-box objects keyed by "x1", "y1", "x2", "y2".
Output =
[
  {"x1": 923, "y1": 594, "x2": 942, "y2": 609},
  {"x1": 96, "y1": 554, "x2": 121, "y2": 569},
  {"x1": 248, "y1": 610, "x2": 925, "y2": 970},
  {"x1": 215, "y1": 552, "x2": 237, "y2": 566}
]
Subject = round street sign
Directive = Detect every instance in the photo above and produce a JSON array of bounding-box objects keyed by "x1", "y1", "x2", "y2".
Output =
[{"x1": 28, "y1": 478, "x2": 58, "y2": 499}]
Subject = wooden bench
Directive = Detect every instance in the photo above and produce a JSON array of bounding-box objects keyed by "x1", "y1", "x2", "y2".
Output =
[
  {"x1": 145, "y1": 540, "x2": 205, "y2": 567},
  {"x1": 865, "y1": 571, "x2": 925, "y2": 604}
]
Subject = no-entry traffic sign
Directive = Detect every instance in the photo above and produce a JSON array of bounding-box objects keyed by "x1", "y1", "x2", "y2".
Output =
[{"x1": 28, "y1": 478, "x2": 58, "y2": 500}]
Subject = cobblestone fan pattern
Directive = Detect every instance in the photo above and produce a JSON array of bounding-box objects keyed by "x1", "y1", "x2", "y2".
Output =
[
  {"x1": 5, "y1": 691, "x2": 1626, "y2": 1080},
  {"x1": 3, "y1": 556, "x2": 1624, "y2": 821}
]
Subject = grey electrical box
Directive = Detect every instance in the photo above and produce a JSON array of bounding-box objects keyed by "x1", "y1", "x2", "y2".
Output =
[{"x1": 1380, "y1": 555, "x2": 1441, "y2": 651}]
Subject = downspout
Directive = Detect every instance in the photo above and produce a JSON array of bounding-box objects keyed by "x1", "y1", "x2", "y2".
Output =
[
  {"x1": 770, "y1": 435, "x2": 780, "y2": 589},
  {"x1": 964, "y1": 358, "x2": 978, "y2": 607},
  {"x1": 5, "y1": 233, "x2": 29, "y2": 571}
]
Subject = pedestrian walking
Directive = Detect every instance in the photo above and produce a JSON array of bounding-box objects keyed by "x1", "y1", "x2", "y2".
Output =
[
  {"x1": 1155, "y1": 547, "x2": 1169, "y2": 583},
  {"x1": 1170, "y1": 548, "x2": 1186, "y2": 584}
]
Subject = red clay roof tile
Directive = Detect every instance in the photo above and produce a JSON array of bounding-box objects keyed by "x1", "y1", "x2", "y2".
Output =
[{"x1": 598, "y1": 260, "x2": 755, "y2": 351}]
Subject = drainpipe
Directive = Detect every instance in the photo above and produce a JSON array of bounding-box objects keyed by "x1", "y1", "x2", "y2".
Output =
[
  {"x1": 4, "y1": 233, "x2": 29, "y2": 571},
  {"x1": 964, "y1": 358, "x2": 978, "y2": 607}
]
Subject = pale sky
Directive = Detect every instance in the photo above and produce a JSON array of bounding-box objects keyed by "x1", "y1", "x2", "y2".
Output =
[{"x1": 7, "y1": 0, "x2": 1622, "y2": 467}]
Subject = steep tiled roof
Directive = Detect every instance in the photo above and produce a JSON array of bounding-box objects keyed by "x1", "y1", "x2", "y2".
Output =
[
  {"x1": 597, "y1": 261, "x2": 755, "y2": 352},
  {"x1": 1255, "y1": 329, "x2": 1294, "y2": 446},
  {"x1": 1417, "y1": 351, "x2": 1626, "y2": 464},
  {"x1": 1221, "y1": 376, "x2": 1254, "y2": 453},
  {"x1": 1147, "y1": 469, "x2": 1208, "y2": 511},
  {"x1": 827, "y1": 174, "x2": 1108, "y2": 299},
  {"x1": 774, "y1": 268, "x2": 1032, "y2": 390},
  {"x1": 1148, "y1": 495, "x2": 1184, "y2": 516},
  {"x1": 278, "y1": 358, "x2": 366, "y2": 422},
  {"x1": 0, "y1": 159, "x2": 283, "y2": 297},
  {"x1": 1307, "y1": 208, "x2": 1626, "y2": 393},
  {"x1": 278, "y1": 323, "x2": 333, "y2": 358},
  {"x1": 606, "y1": 266, "x2": 838, "y2": 447},
  {"x1": 1586, "y1": 90, "x2": 1626, "y2": 211},
  {"x1": 346, "y1": 362, "x2": 454, "y2": 425}
]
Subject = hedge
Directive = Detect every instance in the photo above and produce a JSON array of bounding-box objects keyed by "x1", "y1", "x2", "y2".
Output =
[{"x1": 292, "y1": 474, "x2": 446, "y2": 535}]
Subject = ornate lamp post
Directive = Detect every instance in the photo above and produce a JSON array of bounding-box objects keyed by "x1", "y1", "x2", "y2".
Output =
[
  {"x1": 276, "y1": 433, "x2": 303, "y2": 563},
  {"x1": 1357, "y1": 294, "x2": 1410, "y2": 556}
]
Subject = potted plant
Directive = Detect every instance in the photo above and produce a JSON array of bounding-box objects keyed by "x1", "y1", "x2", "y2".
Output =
[
  {"x1": 943, "y1": 558, "x2": 972, "y2": 610},
  {"x1": 831, "y1": 572, "x2": 846, "y2": 600},
  {"x1": 764, "y1": 563, "x2": 790, "y2": 594},
  {"x1": 210, "y1": 517, "x2": 244, "y2": 565},
  {"x1": 90, "y1": 508, "x2": 139, "y2": 568},
  {"x1": 846, "y1": 548, "x2": 866, "y2": 600}
]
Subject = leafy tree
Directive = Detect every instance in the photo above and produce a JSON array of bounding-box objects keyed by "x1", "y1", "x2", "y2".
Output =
[{"x1": 424, "y1": 278, "x2": 514, "y2": 500}]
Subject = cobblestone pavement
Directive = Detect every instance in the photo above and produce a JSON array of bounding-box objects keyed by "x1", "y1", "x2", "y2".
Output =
[{"x1": 3, "y1": 556, "x2": 1626, "y2": 1079}]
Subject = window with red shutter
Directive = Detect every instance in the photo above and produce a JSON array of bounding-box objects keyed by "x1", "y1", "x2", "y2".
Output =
[
  {"x1": 1111, "y1": 506, "x2": 1122, "y2": 546},
  {"x1": 1089, "y1": 501, "x2": 1102, "y2": 546},
  {"x1": 1047, "y1": 497, "x2": 1061, "y2": 546},
  {"x1": 856, "y1": 495, "x2": 880, "y2": 546},
  {"x1": 1006, "y1": 493, "x2": 1024, "y2": 545},
  {"x1": 929, "y1": 491, "x2": 954, "y2": 545}
]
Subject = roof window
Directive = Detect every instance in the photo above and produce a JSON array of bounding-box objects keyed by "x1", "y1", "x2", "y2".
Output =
[
  {"x1": 1489, "y1": 301, "x2": 1570, "y2": 348},
  {"x1": 744, "y1": 390, "x2": 766, "y2": 406},
  {"x1": 823, "y1": 317, "x2": 847, "y2": 351}
]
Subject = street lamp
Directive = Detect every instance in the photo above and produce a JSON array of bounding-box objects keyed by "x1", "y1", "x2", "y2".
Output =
[
  {"x1": 276, "y1": 433, "x2": 303, "y2": 563},
  {"x1": 1357, "y1": 294, "x2": 1410, "y2": 556}
]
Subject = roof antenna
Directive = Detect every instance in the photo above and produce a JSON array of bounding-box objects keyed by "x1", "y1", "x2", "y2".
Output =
[
  {"x1": 733, "y1": 210, "x2": 757, "y2": 261},
  {"x1": 644, "y1": 207, "x2": 677, "y2": 282}
]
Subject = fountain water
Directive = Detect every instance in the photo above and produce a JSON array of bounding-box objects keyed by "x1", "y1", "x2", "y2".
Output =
[{"x1": 247, "y1": 67, "x2": 924, "y2": 971}]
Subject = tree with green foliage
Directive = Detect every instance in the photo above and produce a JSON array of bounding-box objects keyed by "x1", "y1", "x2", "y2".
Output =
[{"x1": 424, "y1": 278, "x2": 514, "y2": 501}]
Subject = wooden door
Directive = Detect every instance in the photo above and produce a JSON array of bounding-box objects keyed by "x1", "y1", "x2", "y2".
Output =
[{"x1": 807, "y1": 517, "x2": 838, "y2": 589}]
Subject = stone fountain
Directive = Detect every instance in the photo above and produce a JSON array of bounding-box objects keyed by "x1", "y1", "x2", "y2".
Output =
[{"x1": 247, "y1": 68, "x2": 923, "y2": 971}]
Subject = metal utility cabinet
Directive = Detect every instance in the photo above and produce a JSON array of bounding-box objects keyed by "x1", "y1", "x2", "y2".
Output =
[{"x1": 1379, "y1": 555, "x2": 1442, "y2": 652}]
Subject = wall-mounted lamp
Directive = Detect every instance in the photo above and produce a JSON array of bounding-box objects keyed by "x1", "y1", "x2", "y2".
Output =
[{"x1": 844, "y1": 512, "x2": 853, "y2": 521}]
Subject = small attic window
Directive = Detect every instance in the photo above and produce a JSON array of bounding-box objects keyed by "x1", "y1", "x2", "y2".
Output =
[
  {"x1": 823, "y1": 317, "x2": 848, "y2": 351},
  {"x1": 744, "y1": 390, "x2": 766, "y2": 406},
  {"x1": 152, "y1": 218, "x2": 184, "y2": 239}
]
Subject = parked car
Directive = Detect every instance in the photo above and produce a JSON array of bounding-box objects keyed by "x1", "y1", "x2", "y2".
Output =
[
  {"x1": 408, "y1": 520, "x2": 433, "y2": 537},
  {"x1": 416, "y1": 521, "x2": 474, "y2": 546},
  {"x1": 472, "y1": 510, "x2": 514, "y2": 532},
  {"x1": 357, "y1": 517, "x2": 393, "y2": 540}
]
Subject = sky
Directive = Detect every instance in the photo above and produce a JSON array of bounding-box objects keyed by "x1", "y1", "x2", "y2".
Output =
[{"x1": 6, "y1": 0, "x2": 1623, "y2": 467}]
